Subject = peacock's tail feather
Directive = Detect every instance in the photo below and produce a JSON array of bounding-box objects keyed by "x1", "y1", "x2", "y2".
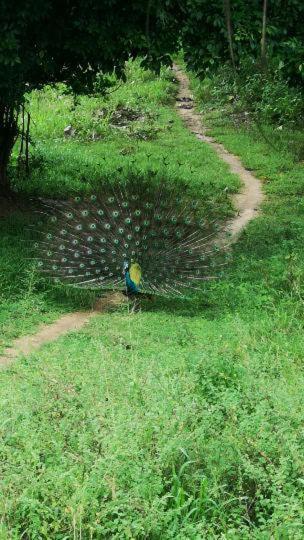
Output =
[{"x1": 30, "y1": 178, "x2": 222, "y2": 297}]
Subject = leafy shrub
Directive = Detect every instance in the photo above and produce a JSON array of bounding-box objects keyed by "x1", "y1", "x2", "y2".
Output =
[{"x1": 195, "y1": 59, "x2": 304, "y2": 128}]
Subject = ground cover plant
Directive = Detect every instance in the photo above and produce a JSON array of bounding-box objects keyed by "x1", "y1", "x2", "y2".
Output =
[{"x1": 0, "y1": 56, "x2": 304, "y2": 538}]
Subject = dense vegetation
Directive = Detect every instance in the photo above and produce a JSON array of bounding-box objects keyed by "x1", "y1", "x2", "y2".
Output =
[{"x1": 1, "y1": 56, "x2": 304, "y2": 537}]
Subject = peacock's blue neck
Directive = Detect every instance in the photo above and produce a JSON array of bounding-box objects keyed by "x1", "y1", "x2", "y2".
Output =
[{"x1": 125, "y1": 271, "x2": 139, "y2": 295}]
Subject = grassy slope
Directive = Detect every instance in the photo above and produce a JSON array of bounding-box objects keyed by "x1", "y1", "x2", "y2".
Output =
[
  {"x1": 0, "y1": 61, "x2": 238, "y2": 353},
  {"x1": 0, "y1": 63, "x2": 304, "y2": 538}
]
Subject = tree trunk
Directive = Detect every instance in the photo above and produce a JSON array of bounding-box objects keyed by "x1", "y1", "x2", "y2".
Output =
[
  {"x1": 0, "y1": 104, "x2": 19, "y2": 198},
  {"x1": 223, "y1": 0, "x2": 236, "y2": 75},
  {"x1": 261, "y1": 0, "x2": 268, "y2": 68}
]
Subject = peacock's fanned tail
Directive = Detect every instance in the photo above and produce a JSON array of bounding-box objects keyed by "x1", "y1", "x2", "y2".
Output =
[{"x1": 31, "y1": 179, "x2": 221, "y2": 296}]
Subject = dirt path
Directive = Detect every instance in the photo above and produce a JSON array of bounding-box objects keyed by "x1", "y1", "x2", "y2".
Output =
[
  {"x1": 0, "y1": 293, "x2": 126, "y2": 368},
  {"x1": 174, "y1": 65, "x2": 264, "y2": 241},
  {"x1": 0, "y1": 68, "x2": 264, "y2": 368}
]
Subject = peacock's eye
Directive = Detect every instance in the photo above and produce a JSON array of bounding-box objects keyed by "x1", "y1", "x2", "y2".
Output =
[
  {"x1": 100, "y1": 237, "x2": 106, "y2": 243},
  {"x1": 97, "y1": 209, "x2": 104, "y2": 216},
  {"x1": 75, "y1": 224, "x2": 83, "y2": 231},
  {"x1": 87, "y1": 236, "x2": 94, "y2": 242},
  {"x1": 124, "y1": 217, "x2": 131, "y2": 225},
  {"x1": 46, "y1": 233, "x2": 53, "y2": 240},
  {"x1": 90, "y1": 195, "x2": 97, "y2": 202},
  {"x1": 66, "y1": 212, "x2": 73, "y2": 219},
  {"x1": 50, "y1": 216, "x2": 57, "y2": 223},
  {"x1": 72, "y1": 239, "x2": 78, "y2": 245},
  {"x1": 89, "y1": 223, "x2": 96, "y2": 230},
  {"x1": 74, "y1": 252, "x2": 80, "y2": 258},
  {"x1": 81, "y1": 210, "x2": 89, "y2": 217},
  {"x1": 112, "y1": 210, "x2": 119, "y2": 218},
  {"x1": 108, "y1": 197, "x2": 114, "y2": 203},
  {"x1": 104, "y1": 223, "x2": 111, "y2": 230}
]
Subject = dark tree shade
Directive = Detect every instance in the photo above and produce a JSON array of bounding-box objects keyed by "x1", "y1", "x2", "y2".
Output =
[{"x1": 0, "y1": 0, "x2": 183, "y2": 194}]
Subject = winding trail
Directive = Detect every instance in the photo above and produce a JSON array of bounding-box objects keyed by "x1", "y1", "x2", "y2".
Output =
[
  {"x1": 173, "y1": 65, "x2": 264, "y2": 241},
  {"x1": 0, "y1": 68, "x2": 264, "y2": 368}
]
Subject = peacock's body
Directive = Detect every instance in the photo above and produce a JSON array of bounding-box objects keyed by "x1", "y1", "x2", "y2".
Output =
[{"x1": 32, "y1": 178, "x2": 220, "y2": 297}]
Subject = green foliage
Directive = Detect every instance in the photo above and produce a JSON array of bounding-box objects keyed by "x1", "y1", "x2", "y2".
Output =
[
  {"x1": 181, "y1": 0, "x2": 304, "y2": 85},
  {"x1": 0, "y1": 0, "x2": 182, "y2": 101},
  {"x1": 191, "y1": 60, "x2": 304, "y2": 128}
]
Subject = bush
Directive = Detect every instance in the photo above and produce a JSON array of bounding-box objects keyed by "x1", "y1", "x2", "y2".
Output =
[{"x1": 195, "y1": 59, "x2": 304, "y2": 128}]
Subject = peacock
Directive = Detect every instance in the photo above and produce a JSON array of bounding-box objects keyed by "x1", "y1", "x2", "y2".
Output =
[{"x1": 31, "y1": 177, "x2": 221, "y2": 298}]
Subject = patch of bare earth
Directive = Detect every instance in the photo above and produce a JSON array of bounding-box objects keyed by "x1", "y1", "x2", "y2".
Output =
[
  {"x1": 0, "y1": 293, "x2": 127, "y2": 368},
  {"x1": 1, "y1": 68, "x2": 264, "y2": 366}
]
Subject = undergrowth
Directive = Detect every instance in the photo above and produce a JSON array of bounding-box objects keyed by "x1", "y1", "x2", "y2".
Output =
[{"x1": 0, "y1": 60, "x2": 304, "y2": 538}]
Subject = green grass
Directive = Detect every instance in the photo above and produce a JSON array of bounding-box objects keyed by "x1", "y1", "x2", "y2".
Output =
[
  {"x1": 1, "y1": 61, "x2": 304, "y2": 538},
  {"x1": 0, "y1": 60, "x2": 239, "y2": 352}
]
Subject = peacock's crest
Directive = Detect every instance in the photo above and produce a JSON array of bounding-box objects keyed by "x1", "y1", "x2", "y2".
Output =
[{"x1": 31, "y1": 178, "x2": 221, "y2": 296}]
